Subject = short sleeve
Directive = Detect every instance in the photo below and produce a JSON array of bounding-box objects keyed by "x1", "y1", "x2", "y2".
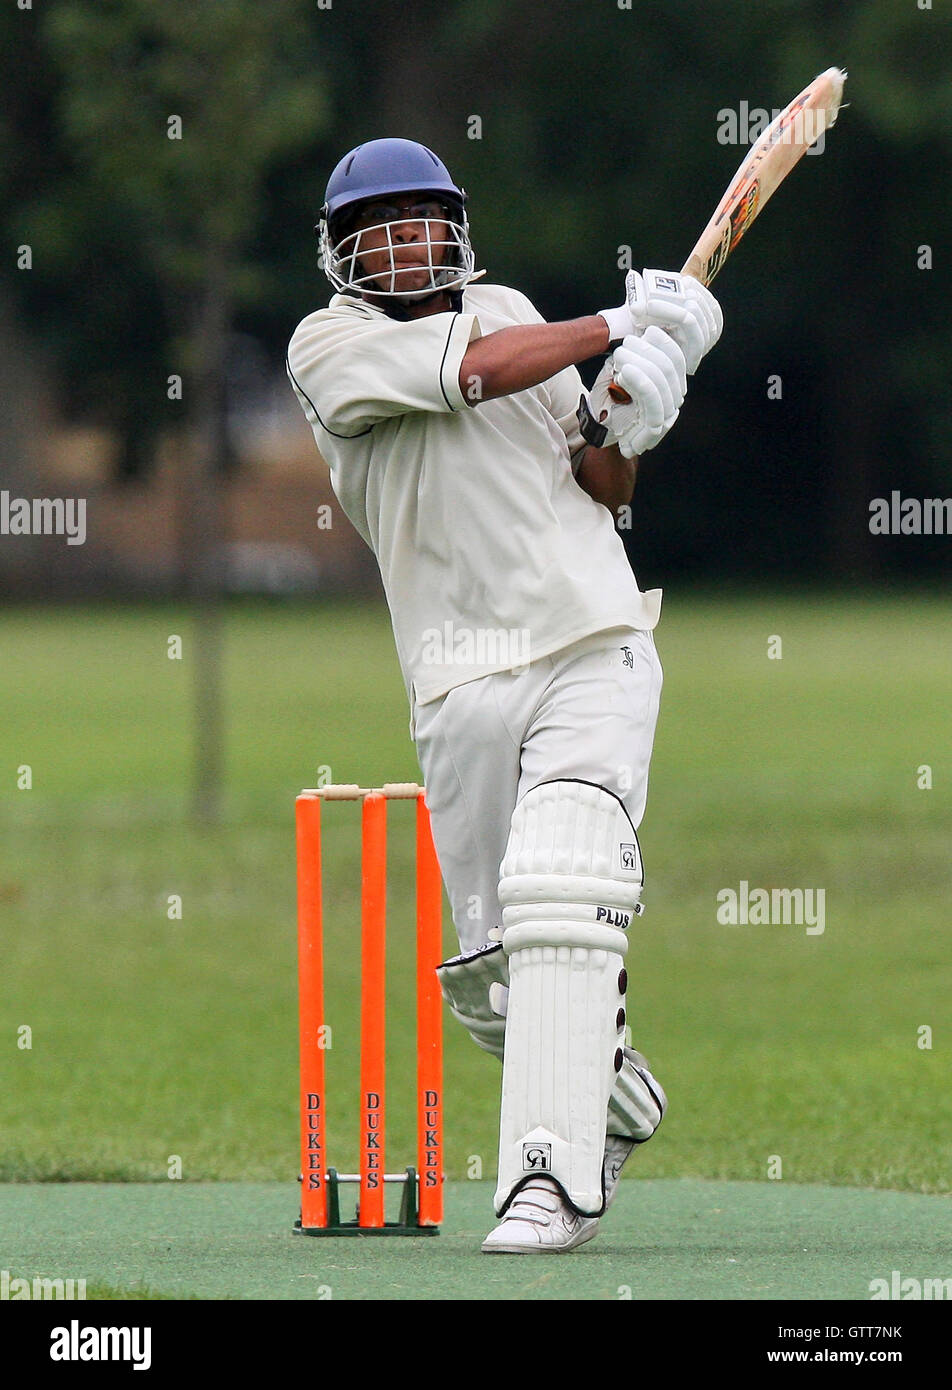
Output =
[{"x1": 287, "y1": 306, "x2": 481, "y2": 437}]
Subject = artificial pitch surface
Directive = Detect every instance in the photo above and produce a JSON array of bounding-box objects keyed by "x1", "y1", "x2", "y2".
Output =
[
  {"x1": 2, "y1": 1179, "x2": 950, "y2": 1301},
  {"x1": 1, "y1": 596, "x2": 950, "y2": 1299}
]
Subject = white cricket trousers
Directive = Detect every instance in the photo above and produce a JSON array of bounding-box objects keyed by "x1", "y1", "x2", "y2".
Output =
[{"x1": 412, "y1": 626, "x2": 663, "y2": 954}]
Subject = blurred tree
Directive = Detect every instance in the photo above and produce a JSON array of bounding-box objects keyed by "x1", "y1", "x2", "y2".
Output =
[
  {"x1": 330, "y1": 0, "x2": 949, "y2": 585},
  {"x1": 0, "y1": 3, "x2": 169, "y2": 481},
  {"x1": 42, "y1": 0, "x2": 327, "y2": 822},
  {"x1": 0, "y1": 289, "x2": 47, "y2": 593},
  {"x1": 0, "y1": 4, "x2": 58, "y2": 516},
  {"x1": 832, "y1": 0, "x2": 952, "y2": 578},
  {"x1": 0, "y1": 0, "x2": 948, "y2": 594}
]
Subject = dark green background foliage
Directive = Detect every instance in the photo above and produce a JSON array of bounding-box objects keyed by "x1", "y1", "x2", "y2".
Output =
[{"x1": 0, "y1": 0, "x2": 949, "y2": 577}]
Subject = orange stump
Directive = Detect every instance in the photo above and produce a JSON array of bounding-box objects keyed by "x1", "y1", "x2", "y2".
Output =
[
  {"x1": 295, "y1": 782, "x2": 444, "y2": 1236},
  {"x1": 296, "y1": 795, "x2": 327, "y2": 1230},
  {"x1": 360, "y1": 793, "x2": 387, "y2": 1228},
  {"x1": 416, "y1": 793, "x2": 444, "y2": 1226}
]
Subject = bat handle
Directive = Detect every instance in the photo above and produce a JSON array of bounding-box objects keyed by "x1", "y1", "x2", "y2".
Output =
[{"x1": 607, "y1": 382, "x2": 631, "y2": 404}]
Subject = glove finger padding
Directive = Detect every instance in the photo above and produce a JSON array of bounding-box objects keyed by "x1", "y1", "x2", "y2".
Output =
[
  {"x1": 609, "y1": 329, "x2": 686, "y2": 458},
  {"x1": 664, "y1": 314, "x2": 706, "y2": 376},
  {"x1": 614, "y1": 354, "x2": 671, "y2": 422},
  {"x1": 684, "y1": 275, "x2": 723, "y2": 342},
  {"x1": 614, "y1": 328, "x2": 686, "y2": 417},
  {"x1": 632, "y1": 363, "x2": 677, "y2": 427},
  {"x1": 668, "y1": 277, "x2": 722, "y2": 374},
  {"x1": 640, "y1": 325, "x2": 688, "y2": 396},
  {"x1": 612, "y1": 364, "x2": 666, "y2": 458}
]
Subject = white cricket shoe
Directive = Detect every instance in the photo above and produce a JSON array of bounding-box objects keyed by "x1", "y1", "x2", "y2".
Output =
[{"x1": 481, "y1": 1177, "x2": 599, "y2": 1254}]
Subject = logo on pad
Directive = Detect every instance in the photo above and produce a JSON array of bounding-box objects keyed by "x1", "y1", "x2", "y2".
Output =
[
  {"x1": 620, "y1": 842, "x2": 640, "y2": 871},
  {"x1": 596, "y1": 906, "x2": 631, "y2": 928},
  {"x1": 523, "y1": 1142, "x2": 552, "y2": 1172}
]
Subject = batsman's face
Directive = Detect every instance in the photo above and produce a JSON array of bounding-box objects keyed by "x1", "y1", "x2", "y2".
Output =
[{"x1": 348, "y1": 194, "x2": 450, "y2": 295}]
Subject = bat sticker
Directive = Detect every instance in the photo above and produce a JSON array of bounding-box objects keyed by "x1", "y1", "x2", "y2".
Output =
[
  {"x1": 728, "y1": 181, "x2": 760, "y2": 248},
  {"x1": 703, "y1": 221, "x2": 733, "y2": 282}
]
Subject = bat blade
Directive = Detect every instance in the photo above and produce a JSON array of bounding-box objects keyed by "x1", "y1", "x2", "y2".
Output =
[
  {"x1": 606, "y1": 68, "x2": 846, "y2": 404},
  {"x1": 682, "y1": 66, "x2": 846, "y2": 288}
]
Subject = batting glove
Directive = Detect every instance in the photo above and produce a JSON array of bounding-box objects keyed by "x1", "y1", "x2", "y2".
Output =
[
  {"x1": 599, "y1": 269, "x2": 723, "y2": 374},
  {"x1": 583, "y1": 326, "x2": 687, "y2": 459}
]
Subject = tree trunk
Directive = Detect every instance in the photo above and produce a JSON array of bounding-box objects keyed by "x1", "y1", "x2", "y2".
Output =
[
  {"x1": 180, "y1": 243, "x2": 231, "y2": 826},
  {"x1": 0, "y1": 289, "x2": 46, "y2": 590}
]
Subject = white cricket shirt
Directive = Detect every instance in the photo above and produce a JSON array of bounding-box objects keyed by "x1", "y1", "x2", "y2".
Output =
[{"x1": 287, "y1": 283, "x2": 661, "y2": 707}]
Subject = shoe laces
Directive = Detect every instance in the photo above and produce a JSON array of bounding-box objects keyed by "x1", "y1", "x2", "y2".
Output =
[{"x1": 503, "y1": 1179, "x2": 565, "y2": 1226}]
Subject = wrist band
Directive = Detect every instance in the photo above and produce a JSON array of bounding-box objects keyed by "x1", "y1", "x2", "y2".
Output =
[{"x1": 597, "y1": 305, "x2": 631, "y2": 343}]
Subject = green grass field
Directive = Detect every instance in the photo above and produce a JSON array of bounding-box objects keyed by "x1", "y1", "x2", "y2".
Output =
[{"x1": 1, "y1": 595, "x2": 950, "y2": 1297}]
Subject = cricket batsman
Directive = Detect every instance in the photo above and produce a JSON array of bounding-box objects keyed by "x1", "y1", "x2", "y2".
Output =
[{"x1": 288, "y1": 138, "x2": 722, "y2": 1252}]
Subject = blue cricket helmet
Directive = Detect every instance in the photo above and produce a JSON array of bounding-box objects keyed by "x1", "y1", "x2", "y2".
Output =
[
  {"x1": 323, "y1": 138, "x2": 466, "y2": 230},
  {"x1": 317, "y1": 138, "x2": 481, "y2": 300}
]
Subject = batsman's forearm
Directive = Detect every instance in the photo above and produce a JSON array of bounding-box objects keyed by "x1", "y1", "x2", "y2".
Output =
[
  {"x1": 575, "y1": 442, "x2": 638, "y2": 515},
  {"x1": 459, "y1": 316, "x2": 611, "y2": 402}
]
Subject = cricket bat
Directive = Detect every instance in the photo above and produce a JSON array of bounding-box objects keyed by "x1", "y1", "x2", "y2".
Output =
[{"x1": 608, "y1": 66, "x2": 847, "y2": 402}]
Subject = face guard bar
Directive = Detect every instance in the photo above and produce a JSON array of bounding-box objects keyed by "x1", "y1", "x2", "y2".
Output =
[{"x1": 318, "y1": 209, "x2": 483, "y2": 301}]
